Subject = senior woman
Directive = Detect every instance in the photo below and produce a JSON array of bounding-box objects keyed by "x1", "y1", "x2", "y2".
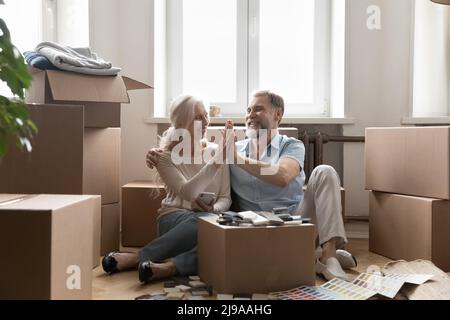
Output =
[{"x1": 102, "y1": 95, "x2": 231, "y2": 283}]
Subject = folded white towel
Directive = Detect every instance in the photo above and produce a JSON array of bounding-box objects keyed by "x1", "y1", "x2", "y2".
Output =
[{"x1": 35, "y1": 41, "x2": 121, "y2": 76}]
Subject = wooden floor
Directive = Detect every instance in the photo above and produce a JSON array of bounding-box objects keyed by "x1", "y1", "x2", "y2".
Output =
[{"x1": 92, "y1": 238, "x2": 393, "y2": 300}]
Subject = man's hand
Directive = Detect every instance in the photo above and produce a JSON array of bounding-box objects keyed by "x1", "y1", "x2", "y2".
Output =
[
  {"x1": 146, "y1": 148, "x2": 163, "y2": 169},
  {"x1": 217, "y1": 120, "x2": 236, "y2": 163},
  {"x1": 191, "y1": 196, "x2": 214, "y2": 212}
]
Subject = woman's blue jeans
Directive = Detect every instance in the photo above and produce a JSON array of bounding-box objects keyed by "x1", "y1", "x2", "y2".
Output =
[{"x1": 139, "y1": 211, "x2": 216, "y2": 276}]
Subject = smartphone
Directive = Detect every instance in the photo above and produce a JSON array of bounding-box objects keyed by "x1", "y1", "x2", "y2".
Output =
[{"x1": 199, "y1": 192, "x2": 216, "y2": 206}]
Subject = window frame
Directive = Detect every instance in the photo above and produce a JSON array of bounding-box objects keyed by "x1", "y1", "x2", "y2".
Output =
[
  {"x1": 0, "y1": 0, "x2": 90, "y2": 97},
  {"x1": 248, "y1": 0, "x2": 331, "y2": 117},
  {"x1": 154, "y1": 0, "x2": 345, "y2": 120},
  {"x1": 0, "y1": 0, "x2": 89, "y2": 52},
  {"x1": 166, "y1": 0, "x2": 248, "y2": 116}
]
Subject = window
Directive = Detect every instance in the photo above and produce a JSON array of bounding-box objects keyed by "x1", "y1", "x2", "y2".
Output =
[
  {"x1": 155, "y1": 0, "x2": 345, "y2": 118},
  {"x1": 412, "y1": 0, "x2": 450, "y2": 117},
  {"x1": 55, "y1": 0, "x2": 90, "y2": 48},
  {"x1": 0, "y1": 0, "x2": 89, "y2": 97}
]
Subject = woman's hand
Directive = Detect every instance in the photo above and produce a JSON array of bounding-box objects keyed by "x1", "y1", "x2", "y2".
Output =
[
  {"x1": 146, "y1": 148, "x2": 163, "y2": 169},
  {"x1": 191, "y1": 196, "x2": 214, "y2": 212}
]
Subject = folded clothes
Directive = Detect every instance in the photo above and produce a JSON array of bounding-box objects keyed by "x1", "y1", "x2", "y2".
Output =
[
  {"x1": 34, "y1": 41, "x2": 121, "y2": 76},
  {"x1": 40, "y1": 62, "x2": 121, "y2": 76},
  {"x1": 23, "y1": 51, "x2": 61, "y2": 71}
]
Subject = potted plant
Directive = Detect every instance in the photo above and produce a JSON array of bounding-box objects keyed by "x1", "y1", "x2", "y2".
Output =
[{"x1": 0, "y1": 0, "x2": 36, "y2": 158}]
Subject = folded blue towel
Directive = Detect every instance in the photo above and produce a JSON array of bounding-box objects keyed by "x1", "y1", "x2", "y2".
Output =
[{"x1": 23, "y1": 51, "x2": 61, "y2": 71}]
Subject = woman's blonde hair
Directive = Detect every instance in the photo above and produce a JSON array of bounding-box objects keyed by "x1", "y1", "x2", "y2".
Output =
[
  {"x1": 151, "y1": 95, "x2": 206, "y2": 198},
  {"x1": 158, "y1": 95, "x2": 205, "y2": 151}
]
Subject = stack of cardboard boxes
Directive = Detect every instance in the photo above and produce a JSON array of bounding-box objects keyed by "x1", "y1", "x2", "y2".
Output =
[
  {"x1": 0, "y1": 68, "x2": 152, "y2": 268},
  {"x1": 365, "y1": 127, "x2": 450, "y2": 272}
]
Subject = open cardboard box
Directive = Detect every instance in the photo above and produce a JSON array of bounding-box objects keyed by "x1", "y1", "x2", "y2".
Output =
[
  {"x1": 198, "y1": 216, "x2": 315, "y2": 294},
  {"x1": 25, "y1": 67, "x2": 152, "y2": 128}
]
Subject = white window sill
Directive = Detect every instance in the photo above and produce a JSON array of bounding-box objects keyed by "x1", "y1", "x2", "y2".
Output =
[
  {"x1": 402, "y1": 117, "x2": 450, "y2": 125},
  {"x1": 146, "y1": 117, "x2": 355, "y2": 125}
]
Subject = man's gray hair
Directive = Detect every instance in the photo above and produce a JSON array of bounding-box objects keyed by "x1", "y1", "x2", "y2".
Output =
[{"x1": 252, "y1": 90, "x2": 285, "y2": 114}]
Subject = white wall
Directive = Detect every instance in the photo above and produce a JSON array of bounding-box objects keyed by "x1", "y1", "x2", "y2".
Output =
[
  {"x1": 343, "y1": 0, "x2": 413, "y2": 216},
  {"x1": 90, "y1": 0, "x2": 158, "y2": 186},
  {"x1": 90, "y1": 0, "x2": 416, "y2": 217},
  {"x1": 89, "y1": 0, "x2": 121, "y2": 66}
]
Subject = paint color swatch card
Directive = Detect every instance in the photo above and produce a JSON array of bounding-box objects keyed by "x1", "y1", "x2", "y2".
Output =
[
  {"x1": 352, "y1": 273, "x2": 403, "y2": 299},
  {"x1": 271, "y1": 279, "x2": 378, "y2": 301},
  {"x1": 383, "y1": 273, "x2": 434, "y2": 285},
  {"x1": 270, "y1": 273, "x2": 434, "y2": 301},
  {"x1": 271, "y1": 286, "x2": 340, "y2": 300},
  {"x1": 321, "y1": 278, "x2": 377, "y2": 300}
]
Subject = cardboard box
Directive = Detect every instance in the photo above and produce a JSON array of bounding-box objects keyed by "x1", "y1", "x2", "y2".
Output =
[
  {"x1": 25, "y1": 68, "x2": 152, "y2": 128},
  {"x1": 121, "y1": 181, "x2": 166, "y2": 247},
  {"x1": 0, "y1": 104, "x2": 120, "y2": 205},
  {"x1": 101, "y1": 203, "x2": 121, "y2": 256},
  {"x1": 0, "y1": 195, "x2": 101, "y2": 268},
  {"x1": 0, "y1": 194, "x2": 100, "y2": 300},
  {"x1": 369, "y1": 191, "x2": 450, "y2": 272},
  {"x1": 198, "y1": 216, "x2": 315, "y2": 294},
  {"x1": 92, "y1": 204, "x2": 101, "y2": 268},
  {"x1": 0, "y1": 194, "x2": 26, "y2": 203},
  {"x1": 365, "y1": 127, "x2": 450, "y2": 199}
]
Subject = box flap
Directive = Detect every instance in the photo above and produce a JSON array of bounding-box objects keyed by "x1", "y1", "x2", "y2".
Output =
[
  {"x1": 0, "y1": 194, "x2": 27, "y2": 205},
  {"x1": 0, "y1": 194, "x2": 99, "y2": 211},
  {"x1": 27, "y1": 66, "x2": 44, "y2": 76},
  {"x1": 122, "y1": 181, "x2": 164, "y2": 189},
  {"x1": 46, "y1": 70, "x2": 129, "y2": 103},
  {"x1": 122, "y1": 76, "x2": 153, "y2": 90}
]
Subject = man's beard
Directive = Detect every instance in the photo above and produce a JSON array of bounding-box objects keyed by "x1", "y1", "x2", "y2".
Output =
[
  {"x1": 246, "y1": 128, "x2": 259, "y2": 139},
  {"x1": 246, "y1": 127, "x2": 270, "y2": 140}
]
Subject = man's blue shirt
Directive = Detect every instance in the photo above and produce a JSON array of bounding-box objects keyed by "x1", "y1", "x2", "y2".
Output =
[{"x1": 230, "y1": 134, "x2": 305, "y2": 213}]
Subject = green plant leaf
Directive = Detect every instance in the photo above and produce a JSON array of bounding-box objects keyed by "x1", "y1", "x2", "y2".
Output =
[
  {"x1": 0, "y1": 16, "x2": 36, "y2": 158},
  {"x1": 0, "y1": 18, "x2": 32, "y2": 99},
  {"x1": 0, "y1": 99, "x2": 37, "y2": 156}
]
